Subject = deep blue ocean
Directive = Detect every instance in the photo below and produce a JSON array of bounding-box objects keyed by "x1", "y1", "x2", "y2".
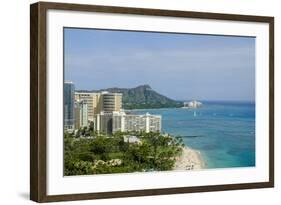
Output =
[{"x1": 132, "y1": 101, "x2": 255, "y2": 169}]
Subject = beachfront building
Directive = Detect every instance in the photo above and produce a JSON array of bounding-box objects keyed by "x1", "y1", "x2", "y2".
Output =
[
  {"x1": 74, "y1": 100, "x2": 88, "y2": 129},
  {"x1": 148, "y1": 113, "x2": 162, "y2": 132},
  {"x1": 64, "y1": 81, "x2": 75, "y2": 131},
  {"x1": 112, "y1": 111, "x2": 161, "y2": 133}
]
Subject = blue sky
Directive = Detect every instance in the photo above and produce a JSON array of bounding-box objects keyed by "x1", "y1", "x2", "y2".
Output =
[{"x1": 64, "y1": 28, "x2": 255, "y2": 101}]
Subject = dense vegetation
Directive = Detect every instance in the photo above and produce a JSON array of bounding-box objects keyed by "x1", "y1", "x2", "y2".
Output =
[
  {"x1": 77, "y1": 85, "x2": 183, "y2": 109},
  {"x1": 64, "y1": 130, "x2": 184, "y2": 176}
]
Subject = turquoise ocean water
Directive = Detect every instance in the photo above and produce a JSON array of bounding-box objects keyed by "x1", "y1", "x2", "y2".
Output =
[{"x1": 132, "y1": 101, "x2": 255, "y2": 169}]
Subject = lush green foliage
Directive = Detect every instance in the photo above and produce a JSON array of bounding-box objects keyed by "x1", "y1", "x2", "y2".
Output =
[{"x1": 64, "y1": 130, "x2": 184, "y2": 176}]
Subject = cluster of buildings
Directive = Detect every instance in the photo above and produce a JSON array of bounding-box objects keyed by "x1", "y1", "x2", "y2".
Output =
[
  {"x1": 64, "y1": 81, "x2": 162, "y2": 134},
  {"x1": 182, "y1": 100, "x2": 203, "y2": 109}
]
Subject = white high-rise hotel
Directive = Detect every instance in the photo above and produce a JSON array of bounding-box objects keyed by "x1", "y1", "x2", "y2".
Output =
[{"x1": 112, "y1": 112, "x2": 161, "y2": 133}]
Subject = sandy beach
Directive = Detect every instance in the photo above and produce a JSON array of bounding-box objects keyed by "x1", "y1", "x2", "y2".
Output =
[{"x1": 173, "y1": 146, "x2": 205, "y2": 170}]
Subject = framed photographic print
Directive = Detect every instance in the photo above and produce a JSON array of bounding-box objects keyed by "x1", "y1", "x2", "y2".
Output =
[{"x1": 30, "y1": 1, "x2": 274, "y2": 202}]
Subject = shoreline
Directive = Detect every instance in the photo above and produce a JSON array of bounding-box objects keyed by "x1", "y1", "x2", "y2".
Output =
[{"x1": 173, "y1": 146, "x2": 205, "y2": 171}]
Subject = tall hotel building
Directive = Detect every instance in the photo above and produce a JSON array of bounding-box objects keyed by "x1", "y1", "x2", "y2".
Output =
[
  {"x1": 64, "y1": 81, "x2": 75, "y2": 130},
  {"x1": 101, "y1": 92, "x2": 122, "y2": 112},
  {"x1": 112, "y1": 112, "x2": 161, "y2": 133},
  {"x1": 74, "y1": 100, "x2": 88, "y2": 129}
]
